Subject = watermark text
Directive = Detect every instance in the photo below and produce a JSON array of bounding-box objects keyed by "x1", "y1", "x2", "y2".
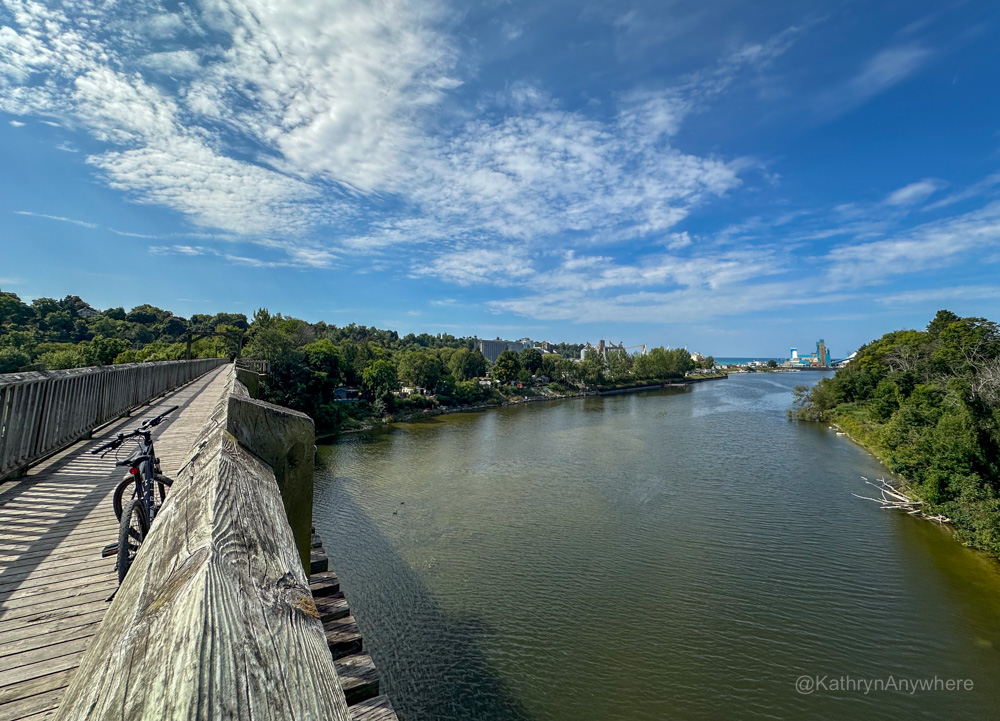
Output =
[{"x1": 795, "y1": 675, "x2": 973, "y2": 695}]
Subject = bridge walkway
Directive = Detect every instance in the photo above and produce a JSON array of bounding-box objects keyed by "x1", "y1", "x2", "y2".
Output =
[{"x1": 0, "y1": 366, "x2": 230, "y2": 721}]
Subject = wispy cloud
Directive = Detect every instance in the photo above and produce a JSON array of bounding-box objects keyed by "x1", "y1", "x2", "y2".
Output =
[
  {"x1": 818, "y1": 44, "x2": 931, "y2": 116},
  {"x1": 8, "y1": 120, "x2": 24, "y2": 127},
  {"x1": 825, "y1": 200, "x2": 1000, "y2": 287},
  {"x1": 924, "y1": 172, "x2": 1000, "y2": 211},
  {"x1": 884, "y1": 178, "x2": 945, "y2": 206},
  {"x1": 877, "y1": 285, "x2": 1000, "y2": 305},
  {"x1": 14, "y1": 211, "x2": 97, "y2": 228}
]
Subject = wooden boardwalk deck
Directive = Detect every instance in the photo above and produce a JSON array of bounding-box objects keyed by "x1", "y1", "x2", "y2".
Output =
[{"x1": 0, "y1": 366, "x2": 230, "y2": 721}]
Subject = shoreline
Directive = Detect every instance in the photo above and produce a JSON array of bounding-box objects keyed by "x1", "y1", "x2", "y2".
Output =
[
  {"x1": 814, "y1": 416, "x2": 971, "y2": 548},
  {"x1": 318, "y1": 374, "x2": 728, "y2": 441}
]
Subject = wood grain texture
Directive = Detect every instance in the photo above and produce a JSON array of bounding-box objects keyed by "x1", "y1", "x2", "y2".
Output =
[
  {"x1": 225, "y1": 394, "x2": 315, "y2": 571},
  {"x1": 348, "y1": 696, "x2": 399, "y2": 721},
  {"x1": 52, "y1": 368, "x2": 350, "y2": 721},
  {"x1": 334, "y1": 654, "x2": 380, "y2": 706}
]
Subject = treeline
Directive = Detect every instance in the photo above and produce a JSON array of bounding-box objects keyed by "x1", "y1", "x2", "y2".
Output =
[
  {"x1": 0, "y1": 290, "x2": 585, "y2": 374},
  {"x1": 0, "y1": 289, "x2": 707, "y2": 436},
  {"x1": 791, "y1": 310, "x2": 1000, "y2": 556},
  {"x1": 243, "y1": 309, "x2": 700, "y2": 432}
]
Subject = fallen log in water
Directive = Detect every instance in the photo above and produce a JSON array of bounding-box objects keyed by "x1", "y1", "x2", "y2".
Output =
[{"x1": 852, "y1": 476, "x2": 952, "y2": 524}]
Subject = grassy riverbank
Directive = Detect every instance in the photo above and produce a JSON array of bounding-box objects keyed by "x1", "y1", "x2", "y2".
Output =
[
  {"x1": 790, "y1": 310, "x2": 1000, "y2": 557},
  {"x1": 320, "y1": 374, "x2": 728, "y2": 439}
]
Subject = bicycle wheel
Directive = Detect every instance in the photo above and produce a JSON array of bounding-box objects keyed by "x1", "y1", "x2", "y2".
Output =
[
  {"x1": 113, "y1": 478, "x2": 167, "y2": 522},
  {"x1": 117, "y1": 497, "x2": 148, "y2": 584}
]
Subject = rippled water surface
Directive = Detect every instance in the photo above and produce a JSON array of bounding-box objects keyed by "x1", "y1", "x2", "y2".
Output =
[{"x1": 315, "y1": 373, "x2": 1000, "y2": 720}]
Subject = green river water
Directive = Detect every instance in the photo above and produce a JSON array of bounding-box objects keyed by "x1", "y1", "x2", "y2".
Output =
[{"x1": 315, "y1": 371, "x2": 1000, "y2": 720}]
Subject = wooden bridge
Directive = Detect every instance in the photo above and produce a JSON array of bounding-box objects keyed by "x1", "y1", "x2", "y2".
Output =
[{"x1": 0, "y1": 361, "x2": 396, "y2": 721}]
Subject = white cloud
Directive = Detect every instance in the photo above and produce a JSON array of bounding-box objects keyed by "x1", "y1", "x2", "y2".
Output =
[
  {"x1": 139, "y1": 50, "x2": 201, "y2": 75},
  {"x1": 849, "y1": 45, "x2": 929, "y2": 100},
  {"x1": 0, "y1": 3, "x2": 792, "y2": 291},
  {"x1": 884, "y1": 178, "x2": 944, "y2": 206},
  {"x1": 0, "y1": 0, "x2": 456, "y2": 256},
  {"x1": 415, "y1": 248, "x2": 536, "y2": 286},
  {"x1": 818, "y1": 44, "x2": 930, "y2": 116},
  {"x1": 877, "y1": 285, "x2": 1000, "y2": 305},
  {"x1": 924, "y1": 172, "x2": 1000, "y2": 211},
  {"x1": 14, "y1": 211, "x2": 97, "y2": 228},
  {"x1": 825, "y1": 201, "x2": 1000, "y2": 287},
  {"x1": 490, "y1": 280, "x2": 853, "y2": 324},
  {"x1": 8, "y1": 119, "x2": 24, "y2": 127}
]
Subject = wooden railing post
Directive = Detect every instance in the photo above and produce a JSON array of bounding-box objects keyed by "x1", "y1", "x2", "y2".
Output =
[
  {"x1": 53, "y1": 364, "x2": 349, "y2": 721},
  {"x1": 226, "y1": 394, "x2": 315, "y2": 572}
]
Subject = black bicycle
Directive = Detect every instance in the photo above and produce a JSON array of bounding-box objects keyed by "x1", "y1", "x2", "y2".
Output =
[{"x1": 91, "y1": 405, "x2": 178, "y2": 583}]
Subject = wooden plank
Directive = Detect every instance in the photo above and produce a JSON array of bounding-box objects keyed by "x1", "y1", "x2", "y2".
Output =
[
  {"x1": 0, "y1": 669, "x2": 74, "y2": 706},
  {"x1": 0, "y1": 610, "x2": 107, "y2": 646},
  {"x1": 0, "y1": 581, "x2": 116, "y2": 615},
  {"x1": 348, "y1": 695, "x2": 400, "y2": 721},
  {"x1": 0, "y1": 596, "x2": 112, "y2": 634},
  {"x1": 0, "y1": 687, "x2": 66, "y2": 721},
  {"x1": 0, "y1": 570, "x2": 118, "y2": 599},
  {"x1": 0, "y1": 620, "x2": 101, "y2": 659},
  {"x1": 309, "y1": 570, "x2": 340, "y2": 597},
  {"x1": 0, "y1": 637, "x2": 90, "y2": 675},
  {"x1": 0, "y1": 652, "x2": 82, "y2": 690},
  {"x1": 311, "y1": 549, "x2": 330, "y2": 574},
  {"x1": 324, "y1": 616, "x2": 364, "y2": 660},
  {"x1": 334, "y1": 653, "x2": 380, "y2": 706},
  {"x1": 315, "y1": 591, "x2": 350, "y2": 621}
]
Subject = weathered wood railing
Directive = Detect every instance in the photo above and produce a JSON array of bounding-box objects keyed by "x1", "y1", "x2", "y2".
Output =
[
  {"x1": 53, "y1": 364, "x2": 350, "y2": 720},
  {"x1": 236, "y1": 358, "x2": 270, "y2": 374},
  {"x1": 0, "y1": 358, "x2": 228, "y2": 480}
]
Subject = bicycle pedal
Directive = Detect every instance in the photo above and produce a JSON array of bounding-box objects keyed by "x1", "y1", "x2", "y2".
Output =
[{"x1": 101, "y1": 543, "x2": 117, "y2": 558}]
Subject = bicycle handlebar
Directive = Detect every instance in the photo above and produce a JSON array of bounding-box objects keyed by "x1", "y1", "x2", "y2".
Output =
[
  {"x1": 139, "y1": 405, "x2": 179, "y2": 429},
  {"x1": 90, "y1": 405, "x2": 177, "y2": 455}
]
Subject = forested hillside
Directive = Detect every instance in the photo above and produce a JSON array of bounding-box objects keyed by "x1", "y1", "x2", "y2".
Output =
[
  {"x1": 791, "y1": 310, "x2": 1000, "y2": 556},
  {"x1": 1, "y1": 290, "x2": 702, "y2": 434}
]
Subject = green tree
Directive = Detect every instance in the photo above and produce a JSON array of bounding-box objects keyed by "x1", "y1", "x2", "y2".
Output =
[
  {"x1": 0, "y1": 291, "x2": 33, "y2": 328},
  {"x1": 520, "y1": 348, "x2": 543, "y2": 374},
  {"x1": 493, "y1": 350, "x2": 521, "y2": 384},
  {"x1": 398, "y1": 350, "x2": 445, "y2": 391},
  {"x1": 362, "y1": 359, "x2": 398, "y2": 403}
]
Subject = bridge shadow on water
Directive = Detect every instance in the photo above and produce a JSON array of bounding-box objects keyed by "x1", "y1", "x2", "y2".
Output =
[{"x1": 315, "y1": 471, "x2": 534, "y2": 721}]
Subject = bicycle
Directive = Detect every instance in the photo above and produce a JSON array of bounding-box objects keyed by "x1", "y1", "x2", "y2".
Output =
[{"x1": 91, "y1": 405, "x2": 179, "y2": 584}]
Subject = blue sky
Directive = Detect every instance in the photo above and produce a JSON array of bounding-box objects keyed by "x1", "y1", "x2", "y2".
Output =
[{"x1": 2, "y1": 0, "x2": 999, "y2": 357}]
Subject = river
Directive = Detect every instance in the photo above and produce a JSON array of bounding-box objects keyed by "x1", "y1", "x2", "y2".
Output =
[{"x1": 314, "y1": 371, "x2": 1000, "y2": 720}]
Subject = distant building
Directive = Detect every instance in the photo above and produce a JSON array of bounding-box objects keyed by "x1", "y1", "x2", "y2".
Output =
[
  {"x1": 783, "y1": 339, "x2": 832, "y2": 368},
  {"x1": 476, "y1": 338, "x2": 528, "y2": 364},
  {"x1": 580, "y1": 339, "x2": 627, "y2": 360},
  {"x1": 333, "y1": 386, "x2": 361, "y2": 401}
]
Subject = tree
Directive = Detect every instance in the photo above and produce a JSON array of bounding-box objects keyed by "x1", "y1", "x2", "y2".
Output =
[
  {"x1": 577, "y1": 350, "x2": 604, "y2": 386},
  {"x1": 398, "y1": 350, "x2": 444, "y2": 391},
  {"x1": 126, "y1": 304, "x2": 171, "y2": 325},
  {"x1": 85, "y1": 337, "x2": 130, "y2": 366},
  {"x1": 362, "y1": 359, "x2": 398, "y2": 403},
  {"x1": 766, "y1": 359, "x2": 778, "y2": 369},
  {"x1": 0, "y1": 292, "x2": 32, "y2": 328},
  {"x1": 493, "y1": 350, "x2": 521, "y2": 384},
  {"x1": 449, "y1": 348, "x2": 488, "y2": 381},
  {"x1": 520, "y1": 348, "x2": 543, "y2": 374}
]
